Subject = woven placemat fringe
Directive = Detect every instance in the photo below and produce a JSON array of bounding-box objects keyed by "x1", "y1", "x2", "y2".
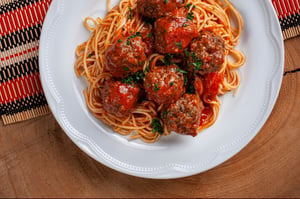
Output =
[
  {"x1": 1, "y1": 105, "x2": 50, "y2": 125},
  {"x1": 282, "y1": 25, "x2": 300, "y2": 40}
]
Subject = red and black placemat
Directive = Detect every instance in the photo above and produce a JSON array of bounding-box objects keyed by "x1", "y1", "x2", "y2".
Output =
[
  {"x1": 0, "y1": 0, "x2": 299, "y2": 125},
  {"x1": 272, "y1": 0, "x2": 300, "y2": 40},
  {"x1": 0, "y1": 0, "x2": 51, "y2": 124}
]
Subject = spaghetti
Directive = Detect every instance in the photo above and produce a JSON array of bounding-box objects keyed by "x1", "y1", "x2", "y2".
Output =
[{"x1": 75, "y1": 0, "x2": 245, "y2": 142}]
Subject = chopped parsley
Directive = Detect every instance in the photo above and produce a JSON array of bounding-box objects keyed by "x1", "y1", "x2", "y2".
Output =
[
  {"x1": 128, "y1": 6, "x2": 132, "y2": 19},
  {"x1": 144, "y1": 66, "x2": 150, "y2": 73},
  {"x1": 186, "y1": 84, "x2": 196, "y2": 94},
  {"x1": 124, "y1": 67, "x2": 129, "y2": 71},
  {"x1": 183, "y1": 24, "x2": 188, "y2": 27},
  {"x1": 175, "y1": 41, "x2": 182, "y2": 49},
  {"x1": 99, "y1": 86, "x2": 104, "y2": 89},
  {"x1": 147, "y1": 33, "x2": 153, "y2": 38},
  {"x1": 151, "y1": 119, "x2": 164, "y2": 134},
  {"x1": 121, "y1": 76, "x2": 133, "y2": 84},
  {"x1": 184, "y1": 3, "x2": 192, "y2": 9},
  {"x1": 164, "y1": 29, "x2": 167, "y2": 33},
  {"x1": 169, "y1": 81, "x2": 174, "y2": 86},
  {"x1": 164, "y1": 0, "x2": 167, "y2": 4},
  {"x1": 121, "y1": 70, "x2": 145, "y2": 84},
  {"x1": 192, "y1": 61, "x2": 203, "y2": 71},
  {"x1": 117, "y1": 39, "x2": 122, "y2": 43},
  {"x1": 191, "y1": 51, "x2": 197, "y2": 59},
  {"x1": 190, "y1": 52, "x2": 203, "y2": 71},
  {"x1": 184, "y1": 49, "x2": 190, "y2": 56},
  {"x1": 163, "y1": 53, "x2": 174, "y2": 65},
  {"x1": 187, "y1": 12, "x2": 194, "y2": 21},
  {"x1": 176, "y1": 68, "x2": 188, "y2": 74},
  {"x1": 126, "y1": 32, "x2": 142, "y2": 45},
  {"x1": 133, "y1": 70, "x2": 145, "y2": 84},
  {"x1": 154, "y1": 83, "x2": 160, "y2": 92},
  {"x1": 184, "y1": 75, "x2": 188, "y2": 85},
  {"x1": 161, "y1": 110, "x2": 169, "y2": 119},
  {"x1": 128, "y1": 32, "x2": 142, "y2": 39},
  {"x1": 87, "y1": 53, "x2": 92, "y2": 58}
]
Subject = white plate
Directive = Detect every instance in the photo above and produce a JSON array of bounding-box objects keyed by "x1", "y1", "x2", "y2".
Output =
[{"x1": 39, "y1": 0, "x2": 284, "y2": 179}]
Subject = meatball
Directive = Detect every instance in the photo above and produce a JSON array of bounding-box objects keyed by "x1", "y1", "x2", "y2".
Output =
[
  {"x1": 139, "y1": 24, "x2": 155, "y2": 55},
  {"x1": 101, "y1": 80, "x2": 141, "y2": 117},
  {"x1": 105, "y1": 36, "x2": 147, "y2": 77},
  {"x1": 163, "y1": 94, "x2": 204, "y2": 136},
  {"x1": 144, "y1": 64, "x2": 185, "y2": 104},
  {"x1": 187, "y1": 31, "x2": 225, "y2": 75},
  {"x1": 154, "y1": 9, "x2": 198, "y2": 54},
  {"x1": 137, "y1": 0, "x2": 181, "y2": 19}
]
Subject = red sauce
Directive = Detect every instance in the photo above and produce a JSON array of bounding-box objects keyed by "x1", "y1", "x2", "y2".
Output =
[
  {"x1": 199, "y1": 106, "x2": 211, "y2": 126},
  {"x1": 203, "y1": 71, "x2": 224, "y2": 101}
]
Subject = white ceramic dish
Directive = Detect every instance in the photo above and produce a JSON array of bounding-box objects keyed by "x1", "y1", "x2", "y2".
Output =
[{"x1": 39, "y1": 0, "x2": 284, "y2": 179}]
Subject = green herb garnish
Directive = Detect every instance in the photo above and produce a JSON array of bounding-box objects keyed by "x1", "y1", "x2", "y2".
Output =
[
  {"x1": 161, "y1": 110, "x2": 169, "y2": 119},
  {"x1": 184, "y1": 75, "x2": 188, "y2": 85},
  {"x1": 133, "y1": 70, "x2": 145, "y2": 84},
  {"x1": 128, "y1": 6, "x2": 132, "y2": 19},
  {"x1": 154, "y1": 83, "x2": 160, "y2": 92},
  {"x1": 186, "y1": 84, "x2": 196, "y2": 94},
  {"x1": 124, "y1": 67, "x2": 129, "y2": 71},
  {"x1": 187, "y1": 12, "x2": 194, "y2": 21},
  {"x1": 163, "y1": 53, "x2": 173, "y2": 65},
  {"x1": 121, "y1": 70, "x2": 145, "y2": 84},
  {"x1": 184, "y1": 49, "x2": 190, "y2": 56},
  {"x1": 151, "y1": 119, "x2": 164, "y2": 134},
  {"x1": 169, "y1": 81, "x2": 174, "y2": 86},
  {"x1": 122, "y1": 76, "x2": 133, "y2": 84},
  {"x1": 164, "y1": 0, "x2": 168, "y2": 4},
  {"x1": 144, "y1": 66, "x2": 150, "y2": 73},
  {"x1": 147, "y1": 33, "x2": 153, "y2": 38},
  {"x1": 175, "y1": 41, "x2": 182, "y2": 49},
  {"x1": 88, "y1": 53, "x2": 92, "y2": 58},
  {"x1": 176, "y1": 68, "x2": 188, "y2": 74},
  {"x1": 184, "y1": 3, "x2": 192, "y2": 9},
  {"x1": 192, "y1": 61, "x2": 203, "y2": 71}
]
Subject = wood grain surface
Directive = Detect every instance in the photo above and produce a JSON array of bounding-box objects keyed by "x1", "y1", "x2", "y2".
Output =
[{"x1": 0, "y1": 37, "x2": 299, "y2": 198}]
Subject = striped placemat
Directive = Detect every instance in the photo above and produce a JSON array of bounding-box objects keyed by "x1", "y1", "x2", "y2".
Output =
[
  {"x1": 0, "y1": 0, "x2": 299, "y2": 125},
  {"x1": 0, "y1": 0, "x2": 51, "y2": 125},
  {"x1": 272, "y1": 0, "x2": 300, "y2": 40}
]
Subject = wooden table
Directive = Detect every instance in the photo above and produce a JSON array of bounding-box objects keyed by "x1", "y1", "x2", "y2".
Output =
[{"x1": 0, "y1": 37, "x2": 299, "y2": 198}]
